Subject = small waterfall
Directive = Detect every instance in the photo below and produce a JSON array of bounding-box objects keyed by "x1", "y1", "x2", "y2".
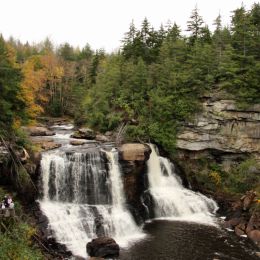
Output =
[
  {"x1": 147, "y1": 144, "x2": 218, "y2": 224},
  {"x1": 40, "y1": 148, "x2": 144, "y2": 257}
]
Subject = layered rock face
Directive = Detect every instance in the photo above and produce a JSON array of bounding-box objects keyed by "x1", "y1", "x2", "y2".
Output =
[
  {"x1": 118, "y1": 143, "x2": 152, "y2": 223},
  {"x1": 177, "y1": 95, "x2": 260, "y2": 156},
  {"x1": 175, "y1": 93, "x2": 260, "y2": 190}
]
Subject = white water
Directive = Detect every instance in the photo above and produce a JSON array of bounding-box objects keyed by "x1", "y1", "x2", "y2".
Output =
[
  {"x1": 147, "y1": 144, "x2": 218, "y2": 225},
  {"x1": 40, "y1": 148, "x2": 144, "y2": 257}
]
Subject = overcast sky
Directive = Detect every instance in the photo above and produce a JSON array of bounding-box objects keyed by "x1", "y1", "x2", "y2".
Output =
[{"x1": 0, "y1": 0, "x2": 257, "y2": 52}]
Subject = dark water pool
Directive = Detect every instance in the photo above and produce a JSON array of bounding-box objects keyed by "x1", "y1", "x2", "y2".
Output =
[{"x1": 119, "y1": 220, "x2": 259, "y2": 260}]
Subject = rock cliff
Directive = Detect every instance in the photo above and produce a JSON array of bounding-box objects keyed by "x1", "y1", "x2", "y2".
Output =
[{"x1": 176, "y1": 93, "x2": 260, "y2": 156}]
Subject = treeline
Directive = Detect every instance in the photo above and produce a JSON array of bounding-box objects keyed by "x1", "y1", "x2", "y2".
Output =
[{"x1": 0, "y1": 4, "x2": 260, "y2": 152}]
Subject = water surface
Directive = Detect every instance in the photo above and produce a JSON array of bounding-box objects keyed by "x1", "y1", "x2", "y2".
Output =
[{"x1": 120, "y1": 220, "x2": 258, "y2": 260}]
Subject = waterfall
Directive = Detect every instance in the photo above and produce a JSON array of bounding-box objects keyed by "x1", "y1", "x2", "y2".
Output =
[
  {"x1": 147, "y1": 144, "x2": 218, "y2": 225},
  {"x1": 39, "y1": 148, "x2": 144, "y2": 257}
]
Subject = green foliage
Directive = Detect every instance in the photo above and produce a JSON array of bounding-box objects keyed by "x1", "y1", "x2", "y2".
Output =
[
  {"x1": 190, "y1": 159, "x2": 260, "y2": 195},
  {"x1": 0, "y1": 187, "x2": 44, "y2": 260},
  {"x1": 0, "y1": 35, "x2": 24, "y2": 130},
  {"x1": 0, "y1": 223, "x2": 43, "y2": 260},
  {"x1": 223, "y1": 159, "x2": 260, "y2": 194}
]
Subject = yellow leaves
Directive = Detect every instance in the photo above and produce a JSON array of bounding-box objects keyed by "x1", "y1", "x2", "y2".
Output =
[
  {"x1": 40, "y1": 53, "x2": 64, "y2": 81},
  {"x1": 209, "y1": 171, "x2": 221, "y2": 186},
  {"x1": 19, "y1": 53, "x2": 65, "y2": 120},
  {"x1": 19, "y1": 55, "x2": 46, "y2": 119},
  {"x1": 5, "y1": 43, "x2": 17, "y2": 66},
  {"x1": 12, "y1": 117, "x2": 21, "y2": 130}
]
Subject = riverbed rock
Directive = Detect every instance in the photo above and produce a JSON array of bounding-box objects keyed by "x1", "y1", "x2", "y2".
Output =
[
  {"x1": 96, "y1": 134, "x2": 110, "y2": 143},
  {"x1": 24, "y1": 126, "x2": 55, "y2": 136},
  {"x1": 247, "y1": 230, "x2": 260, "y2": 246},
  {"x1": 70, "y1": 140, "x2": 87, "y2": 146},
  {"x1": 246, "y1": 212, "x2": 260, "y2": 234},
  {"x1": 240, "y1": 190, "x2": 257, "y2": 210},
  {"x1": 71, "y1": 128, "x2": 96, "y2": 140},
  {"x1": 86, "y1": 237, "x2": 119, "y2": 258},
  {"x1": 118, "y1": 143, "x2": 151, "y2": 161}
]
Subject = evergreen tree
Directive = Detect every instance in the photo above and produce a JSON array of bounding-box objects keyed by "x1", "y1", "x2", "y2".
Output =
[
  {"x1": 0, "y1": 35, "x2": 24, "y2": 130},
  {"x1": 187, "y1": 5, "x2": 204, "y2": 44}
]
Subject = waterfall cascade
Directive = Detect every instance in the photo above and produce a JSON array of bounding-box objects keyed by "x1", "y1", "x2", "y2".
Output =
[
  {"x1": 39, "y1": 147, "x2": 143, "y2": 257},
  {"x1": 39, "y1": 125, "x2": 218, "y2": 257},
  {"x1": 146, "y1": 144, "x2": 218, "y2": 224}
]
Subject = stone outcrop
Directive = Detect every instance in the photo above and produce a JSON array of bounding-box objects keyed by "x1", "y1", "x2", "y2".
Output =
[
  {"x1": 70, "y1": 140, "x2": 87, "y2": 146},
  {"x1": 30, "y1": 139, "x2": 61, "y2": 152},
  {"x1": 96, "y1": 134, "x2": 110, "y2": 143},
  {"x1": 86, "y1": 237, "x2": 119, "y2": 258},
  {"x1": 118, "y1": 143, "x2": 152, "y2": 223},
  {"x1": 71, "y1": 128, "x2": 96, "y2": 140},
  {"x1": 23, "y1": 126, "x2": 55, "y2": 136},
  {"x1": 118, "y1": 143, "x2": 151, "y2": 161},
  {"x1": 176, "y1": 93, "x2": 260, "y2": 156}
]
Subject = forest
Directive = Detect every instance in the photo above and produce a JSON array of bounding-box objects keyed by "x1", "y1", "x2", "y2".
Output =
[
  {"x1": 0, "y1": 4, "x2": 260, "y2": 153},
  {"x1": 0, "y1": 4, "x2": 260, "y2": 259}
]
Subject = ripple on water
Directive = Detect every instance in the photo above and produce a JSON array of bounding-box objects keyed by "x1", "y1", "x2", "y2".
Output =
[{"x1": 120, "y1": 220, "x2": 259, "y2": 260}]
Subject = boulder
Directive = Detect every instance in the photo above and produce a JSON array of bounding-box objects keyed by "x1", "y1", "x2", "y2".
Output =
[
  {"x1": 247, "y1": 230, "x2": 260, "y2": 245},
  {"x1": 118, "y1": 143, "x2": 151, "y2": 161},
  {"x1": 96, "y1": 134, "x2": 110, "y2": 143},
  {"x1": 41, "y1": 141, "x2": 61, "y2": 151},
  {"x1": 25, "y1": 126, "x2": 55, "y2": 136},
  {"x1": 246, "y1": 212, "x2": 260, "y2": 234},
  {"x1": 240, "y1": 190, "x2": 257, "y2": 210},
  {"x1": 224, "y1": 217, "x2": 243, "y2": 228},
  {"x1": 70, "y1": 140, "x2": 87, "y2": 146},
  {"x1": 86, "y1": 237, "x2": 119, "y2": 258},
  {"x1": 71, "y1": 128, "x2": 96, "y2": 140}
]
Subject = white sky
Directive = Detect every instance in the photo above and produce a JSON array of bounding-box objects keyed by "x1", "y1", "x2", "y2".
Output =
[{"x1": 0, "y1": 0, "x2": 258, "y2": 52}]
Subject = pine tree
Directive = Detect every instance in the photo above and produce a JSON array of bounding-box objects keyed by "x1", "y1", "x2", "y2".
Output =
[{"x1": 187, "y1": 5, "x2": 204, "y2": 44}]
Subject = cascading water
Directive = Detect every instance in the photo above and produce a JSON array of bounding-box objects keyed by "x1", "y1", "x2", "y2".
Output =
[
  {"x1": 39, "y1": 146, "x2": 144, "y2": 257},
  {"x1": 146, "y1": 144, "x2": 218, "y2": 224}
]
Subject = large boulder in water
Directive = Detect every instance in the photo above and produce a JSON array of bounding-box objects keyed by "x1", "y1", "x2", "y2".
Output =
[
  {"x1": 71, "y1": 128, "x2": 96, "y2": 140},
  {"x1": 118, "y1": 143, "x2": 152, "y2": 223},
  {"x1": 247, "y1": 230, "x2": 260, "y2": 246},
  {"x1": 118, "y1": 143, "x2": 151, "y2": 161},
  {"x1": 86, "y1": 237, "x2": 119, "y2": 258}
]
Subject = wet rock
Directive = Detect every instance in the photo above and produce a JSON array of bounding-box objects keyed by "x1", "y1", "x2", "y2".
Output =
[
  {"x1": 71, "y1": 128, "x2": 96, "y2": 140},
  {"x1": 224, "y1": 217, "x2": 243, "y2": 228},
  {"x1": 247, "y1": 230, "x2": 260, "y2": 245},
  {"x1": 24, "y1": 126, "x2": 55, "y2": 136},
  {"x1": 70, "y1": 140, "x2": 87, "y2": 146},
  {"x1": 41, "y1": 141, "x2": 61, "y2": 151},
  {"x1": 86, "y1": 237, "x2": 119, "y2": 258},
  {"x1": 96, "y1": 134, "x2": 110, "y2": 143},
  {"x1": 246, "y1": 212, "x2": 260, "y2": 234},
  {"x1": 118, "y1": 143, "x2": 151, "y2": 161},
  {"x1": 235, "y1": 226, "x2": 246, "y2": 236},
  {"x1": 240, "y1": 190, "x2": 257, "y2": 210},
  {"x1": 95, "y1": 215, "x2": 105, "y2": 237}
]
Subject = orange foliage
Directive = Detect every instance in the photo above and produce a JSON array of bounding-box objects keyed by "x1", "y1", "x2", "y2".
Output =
[{"x1": 19, "y1": 56, "x2": 46, "y2": 119}]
